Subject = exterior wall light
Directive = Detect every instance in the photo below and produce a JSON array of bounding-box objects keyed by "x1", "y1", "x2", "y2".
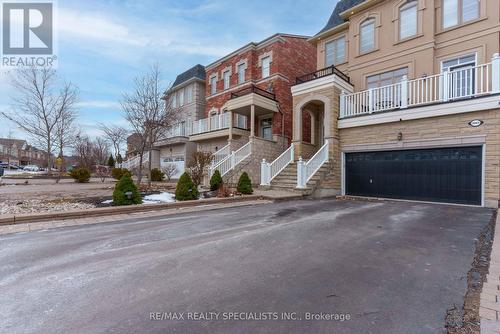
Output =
[{"x1": 397, "y1": 132, "x2": 403, "y2": 141}]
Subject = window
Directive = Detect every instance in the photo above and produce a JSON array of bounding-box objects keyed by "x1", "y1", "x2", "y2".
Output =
[
  {"x1": 210, "y1": 76, "x2": 217, "y2": 95},
  {"x1": 325, "y1": 36, "x2": 346, "y2": 66},
  {"x1": 360, "y1": 19, "x2": 375, "y2": 53},
  {"x1": 178, "y1": 89, "x2": 184, "y2": 106},
  {"x1": 223, "y1": 70, "x2": 231, "y2": 90},
  {"x1": 443, "y1": 0, "x2": 479, "y2": 29},
  {"x1": 400, "y1": 1, "x2": 417, "y2": 40},
  {"x1": 261, "y1": 56, "x2": 271, "y2": 78},
  {"x1": 171, "y1": 94, "x2": 177, "y2": 108},
  {"x1": 366, "y1": 67, "x2": 408, "y2": 89},
  {"x1": 186, "y1": 86, "x2": 193, "y2": 103},
  {"x1": 260, "y1": 118, "x2": 273, "y2": 140},
  {"x1": 442, "y1": 54, "x2": 476, "y2": 97},
  {"x1": 237, "y1": 63, "x2": 246, "y2": 84}
]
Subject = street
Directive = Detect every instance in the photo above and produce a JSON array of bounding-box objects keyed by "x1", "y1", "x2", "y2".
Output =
[{"x1": 0, "y1": 199, "x2": 494, "y2": 333}]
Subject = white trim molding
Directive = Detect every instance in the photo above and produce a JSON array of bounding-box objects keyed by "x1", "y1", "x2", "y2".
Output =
[{"x1": 291, "y1": 75, "x2": 354, "y2": 96}]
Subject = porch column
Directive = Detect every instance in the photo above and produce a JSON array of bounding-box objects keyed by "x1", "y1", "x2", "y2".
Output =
[
  {"x1": 250, "y1": 104, "x2": 255, "y2": 138},
  {"x1": 228, "y1": 110, "x2": 233, "y2": 141},
  {"x1": 309, "y1": 110, "x2": 316, "y2": 145}
]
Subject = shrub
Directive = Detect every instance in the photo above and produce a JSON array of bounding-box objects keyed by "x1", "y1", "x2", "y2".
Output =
[
  {"x1": 237, "y1": 172, "x2": 253, "y2": 194},
  {"x1": 150, "y1": 168, "x2": 164, "y2": 182},
  {"x1": 175, "y1": 172, "x2": 199, "y2": 201},
  {"x1": 113, "y1": 174, "x2": 142, "y2": 205},
  {"x1": 210, "y1": 170, "x2": 223, "y2": 191},
  {"x1": 107, "y1": 155, "x2": 115, "y2": 168},
  {"x1": 69, "y1": 168, "x2": 91, "y2": 183},
  {"x1": 111, "y1": 168, "x2": 131, "y2": 180}
]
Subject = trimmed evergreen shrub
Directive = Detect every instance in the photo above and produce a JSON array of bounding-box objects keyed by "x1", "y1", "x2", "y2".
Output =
[
  {"x1": 69, "y1": 168, "x2": 91, "y2": 183},
  {"x1": 150, "y1": 168, "x2": 164, "y2": 182},
  {"x1": 107, "y1": 155, "x2": 115, "y2": 168},
  {"x1": 111, "y1": 168, "x2": 131, "y2": 180},
  {"x1": 237, "y1": 172, "x2": 253, "y2": 194},
  {"x1": 116, "y1": 153, "x2": 123, "y2": 164},
  {"x1": 113, "y1": 174, "x2": 142, "y2": 205},
  {"x1": 209, "y1": 170, "x2": 223, "y2": 191},
  {"x1": 175, "y1": 172, "x2": 199, "y2": 201}
]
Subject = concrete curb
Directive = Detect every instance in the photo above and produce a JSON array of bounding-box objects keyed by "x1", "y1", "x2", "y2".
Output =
[{"x1": 0, "y1": 195, "x2": 267, "y2": 226}]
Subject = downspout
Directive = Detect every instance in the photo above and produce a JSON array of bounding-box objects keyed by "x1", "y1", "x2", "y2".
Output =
[{"x1": 276, "y1": 102, "x2": 286, "y2": 151}]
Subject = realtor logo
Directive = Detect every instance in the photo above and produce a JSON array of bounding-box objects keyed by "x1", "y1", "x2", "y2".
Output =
[{"x1": 1, "y1": 1, "x2": 57, "y2": 67}]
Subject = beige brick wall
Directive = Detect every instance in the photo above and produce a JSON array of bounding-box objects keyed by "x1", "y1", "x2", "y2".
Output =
[{"x1": 339, "y1": 109, "x2": 500, "y2": 207}]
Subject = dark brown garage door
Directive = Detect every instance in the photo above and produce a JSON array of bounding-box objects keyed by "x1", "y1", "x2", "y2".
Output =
[{"x1": 345, "y1": 146, "x2": 482, "y2": 205}]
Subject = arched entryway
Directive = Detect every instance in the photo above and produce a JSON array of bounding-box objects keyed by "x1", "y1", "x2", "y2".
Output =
[{"x1": 293, "y1": 94, "x2": 331, "y2": 159}]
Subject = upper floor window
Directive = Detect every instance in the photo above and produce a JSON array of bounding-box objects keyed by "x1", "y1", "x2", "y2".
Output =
[
  {"x1": 186, "y1": 85, "x2": 193, "y2": 103},
  {"x1": 178, "y1": 89, "x2": 184, "y2": 106},
  {"x1": 443, "y1": 0, "x2": 479, "y2": 29},
  {"x1": 171, "y1": 94, "x2": 177, "y2": 108},
  {"x1": 400, "y1": 1, "x2": 417, "y2": 40},
  {"x1": 366, "y1": 67, "x2": 408, "y2": 89},
  {"x1": 237, "y1": 63, "x2": 246, "y2": 84},
  {"x1": 223, "y1": 70, "x2": 231, "y2": 90},
  {"x1": 359, "y1": 19, "x2": 375, "y2": 54},
  {"x1": 325, "y1": 36, "x2": 346, "y2": 66},
  {"x1": 262, "y1": 56, "x2": 271, "y2": 78},
  {"x1": 210, "y1": 76, "x2": 217, "y2": 95}
]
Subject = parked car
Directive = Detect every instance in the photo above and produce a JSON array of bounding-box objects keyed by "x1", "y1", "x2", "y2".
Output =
[
  {"x1": 23, "y1": 165, "x2": 40, "y2": 172},
  {"x1": 0, "y1": 166, "x2": 4, "y2": 177}
]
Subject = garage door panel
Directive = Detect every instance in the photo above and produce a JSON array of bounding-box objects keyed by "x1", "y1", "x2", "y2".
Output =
[{"x1": 346, "y1": 147, "x2": 482, "y2": 205}]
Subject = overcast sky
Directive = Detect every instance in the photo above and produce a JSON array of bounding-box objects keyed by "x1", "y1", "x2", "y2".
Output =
[{"x1": 0, "y1": 0, "x2": 335, "y2": 141}]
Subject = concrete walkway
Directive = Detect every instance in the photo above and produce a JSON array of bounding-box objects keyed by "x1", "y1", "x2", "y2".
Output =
[{"x1": 481, "y1": 213, "x2": 500, "y2": 333}]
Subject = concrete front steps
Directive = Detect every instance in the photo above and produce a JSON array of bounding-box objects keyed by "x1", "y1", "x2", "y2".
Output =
[{"x1": 267, "y1": 161, "x2": 332, "y2": 196}]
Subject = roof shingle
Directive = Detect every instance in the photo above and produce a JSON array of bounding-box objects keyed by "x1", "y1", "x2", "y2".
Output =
[
  {"x1": 171, "y1": 64, "x2": 206, "y2": 89},
  {"x1": 316, "y1": 0, "x2": 366, "y2": 36}
]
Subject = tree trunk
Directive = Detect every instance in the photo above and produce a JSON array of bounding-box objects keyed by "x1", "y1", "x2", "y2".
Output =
[
  {"x1": 147, "y1": 150, "x2": 152, "y2": 187},
  {"x1": 137, "y1": 153, "x2": 143, "y2": 185},
  {"x1": 47, "y1": 138, "x2": 52, "y2": 176}
]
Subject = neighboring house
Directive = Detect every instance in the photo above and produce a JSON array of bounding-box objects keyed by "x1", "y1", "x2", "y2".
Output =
[
  {"x1": 150, "y1": 64, "x2": 206, "y2": 179},
  {"x1": 0, "y1": 138, "x2": 51, "y2": 167},
  {"x1": 189, "y1": 33, "x2": 316, "y2": 185},
  {"x1": 265, "y1": 0, "x2": 500, "y2": 208}
]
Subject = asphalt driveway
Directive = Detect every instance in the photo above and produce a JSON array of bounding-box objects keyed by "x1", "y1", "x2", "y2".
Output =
[{"x1": 0, "y1": 199, "x2": 494, "y2": 333}]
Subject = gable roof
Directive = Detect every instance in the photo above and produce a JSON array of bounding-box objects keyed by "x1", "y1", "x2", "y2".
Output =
[
  {"x1": 315, "y1": 0, "x2": 366, "y2": 36},
  {"x1": 0, "y1": 138, "x2": 26, "y2": 148},
  {"x1": 171, "y1": 64, "x2": 206, "y2": 89}
]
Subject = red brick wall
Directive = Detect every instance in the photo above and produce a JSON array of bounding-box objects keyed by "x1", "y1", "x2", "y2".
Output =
[{"x1": 204, "y1": 35, "x2": 316, "y2": 145}]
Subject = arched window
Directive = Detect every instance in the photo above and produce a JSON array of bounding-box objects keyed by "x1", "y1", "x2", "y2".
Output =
[
  {"x1": 359, "y1": 18, "x2": 375, "y2": 54},
  {"x1": 399, "y1": 1, "x2": 418, "y2": 40}
]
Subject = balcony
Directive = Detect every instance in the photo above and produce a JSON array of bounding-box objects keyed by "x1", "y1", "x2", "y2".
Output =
[
  {"x1": 340, "y1": 59, "x2": 499, "y2": 119},
  {"x1": 190, "y1": 113, "x2": 249, "y2": 137},
  {"x1": 295, "y1": 65, "x2": 351, "y2": 85},
  {"x1": 230, "y1": 85, "x2": 276, "y2": 101}
]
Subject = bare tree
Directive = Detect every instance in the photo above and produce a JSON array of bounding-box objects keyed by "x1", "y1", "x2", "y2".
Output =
[
  {"x1": 187, "y1": 151, "x2": 213, "y2": 188},
  {"x1": 1, "y1": 67, "x2": 79, "y2": 173},
  {"x1": 99, "y1": 123, "x2": 128, "y2": 159},
  {"x1": 161, "y1": 164, "x2": 178, "y2": 181},
  {"x1": 92, "y1": 137, "x2": 110, "y2": 166},
  {"x1": 73, "y1": 134, "x2": 94, "y2": 169},
  {"x1": 121, "y1": 64, "x2": 176, "y2": 185}
]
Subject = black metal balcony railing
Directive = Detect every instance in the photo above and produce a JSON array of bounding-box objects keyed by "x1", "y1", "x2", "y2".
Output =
[
  {"x1": 230, "y1": 85, "x2": 276, "y2": 101},
  {"x1": 295, "y1": 65, "x2": 351, "y2": 85}
]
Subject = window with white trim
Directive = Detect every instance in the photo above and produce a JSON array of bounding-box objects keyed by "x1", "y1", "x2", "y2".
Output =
[
  {"x1": 443, "y1": 0, "x2": 479, "y2": 29},
  {"x1": 359, "y1": 19, "x2": 375, "y2": 53},
  {"x1": 171, "y1": 94, "x2": 177, "y2": 108},
  {"x1": 260, "y1": 118, "x2": 273, "y2": 140},
  {"x1": 442, "y1": 54, "x2": 476, "y2": 97},
  {"x1": 186, "y1": 85, "x2": 193, "y2": 103},
  {"x1": 325, "y1": 36, "x2": 346, "y2": 66},
  {"x1": 400, "y1": 1, "x2": 417, "y2": 40},
  {"x1": 366, "y1": 67, "x2": 408, "y2": 89},
  {"x1": 223, "y1": 70, "x2": 231, "y2": 90},
  {"x1": 210, "y1": 76, "x2": 217, "y2": 95},
  {"x1": 237, "y1": 63, "x2": 246, "y2": 84},
  {"x1": 178, "y1": 89, "x2": 184, "y2": 106},
  {"x1": 261, "y1": 56, "x2": 271, "y2": 78}
]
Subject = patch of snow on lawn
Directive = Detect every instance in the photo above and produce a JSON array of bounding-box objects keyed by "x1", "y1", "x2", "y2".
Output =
[
  {"x1": 142, "y1": 192, "x2": 176, "y2": 204},
  {"x1": 101, "y1": 199, "x2": 113, "y2": 204}
]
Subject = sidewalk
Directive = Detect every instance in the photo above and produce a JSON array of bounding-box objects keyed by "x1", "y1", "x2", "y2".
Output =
[{"x1": 481, "y1": 212, "x2": 500, "y2": 333}]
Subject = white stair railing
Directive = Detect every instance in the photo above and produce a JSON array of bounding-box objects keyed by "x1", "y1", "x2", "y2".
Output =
[
  {"x1": 297, "y1": 142, "x2": 329, "y2": 189},
  {"x1": 122, "y1": 151, "x2": 150, "y2": 170},
  {"x1": 260, "y1": 145, "x2": 294, "y2": 186},
  {"x1": 210, "y1": 141, "x2": 252, "y2": 177},
  {"x1": 208, "y1": 144, "x2": 230, "y2": 177}
]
